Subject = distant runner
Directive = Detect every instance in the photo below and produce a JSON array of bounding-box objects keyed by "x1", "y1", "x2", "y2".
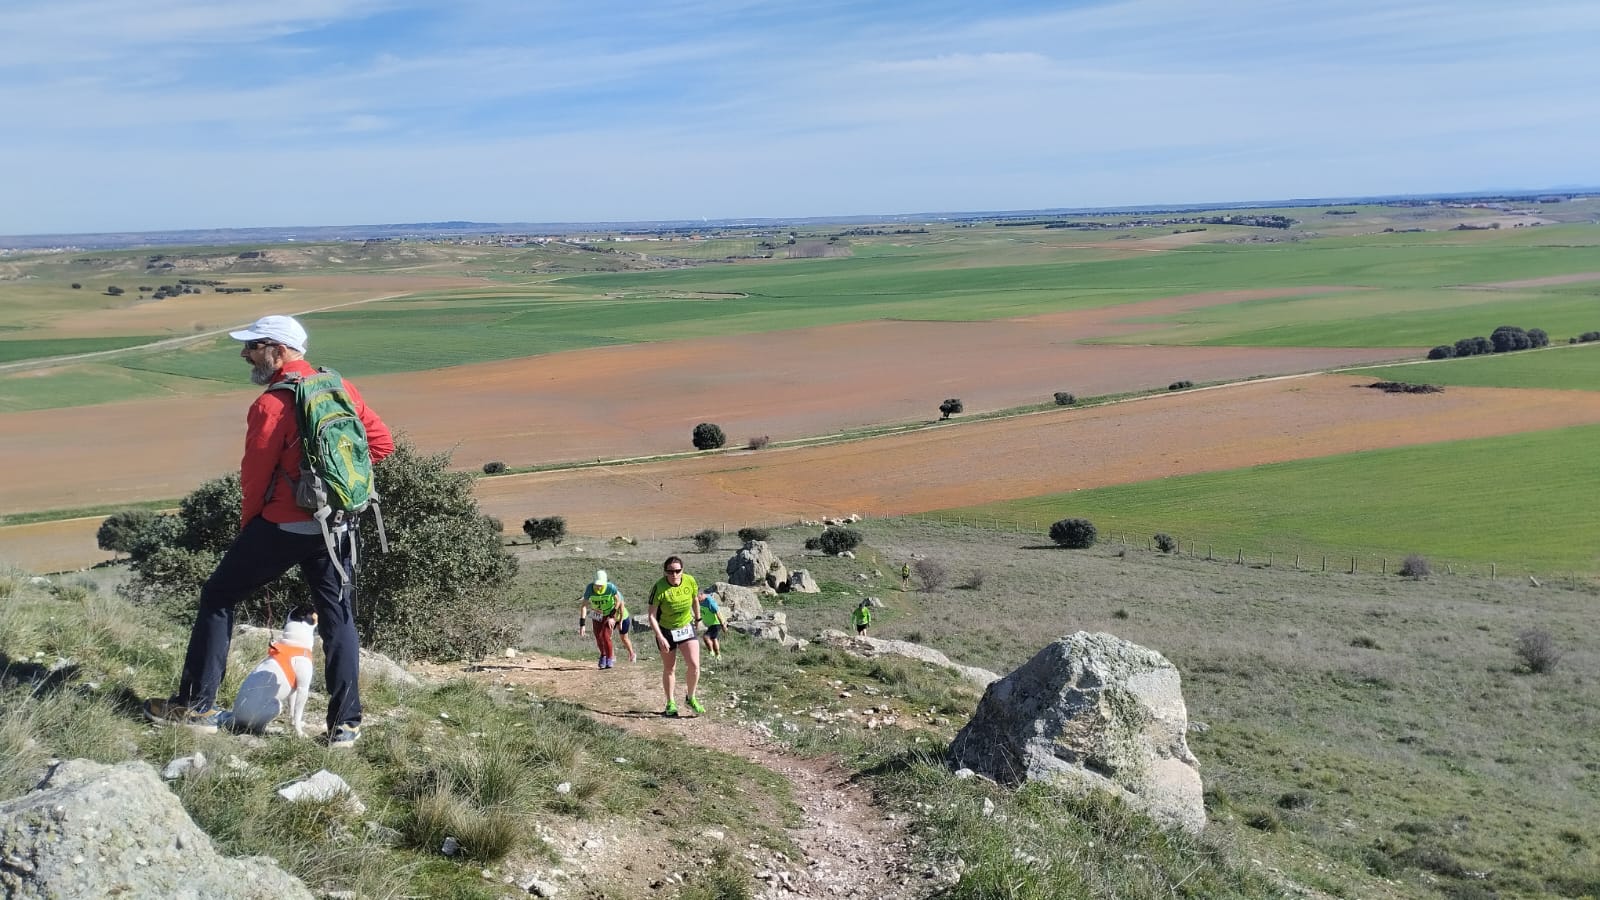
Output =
[
  {"x1": 900, "y1": 563, "x2": 911, "y2": 591},
  {"x1": 613, "y1": 595, "x2": 639, "y2": 663},
  {"x1": 700, "y1": 589, "x2": 725, "y2": 658},
  {"x1": 649, "y1": 555, "x2": 705, "y2": 716},
  {"x1": 578, "y1": 570, "x2": 623, "y2": 669},
  {"x1": 853, "y1": 600, "x2": 872, "y2": 636}
]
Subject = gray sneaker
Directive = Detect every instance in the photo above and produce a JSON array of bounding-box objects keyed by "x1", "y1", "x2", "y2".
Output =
[
  {"x1": 328, "y1": 724, "x2": 361, "y2": 749},
  {"x1": 143, "y1": 698, "x2": 222, "y2": 734}
]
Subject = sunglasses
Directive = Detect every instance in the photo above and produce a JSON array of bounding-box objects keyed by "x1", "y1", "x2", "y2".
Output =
[
  {"x1": 244, "y1": 339, "x2": 278, "y2": 351},
  {"x1": 665, "y1": 568, "x2": 683, "y2": 574}
]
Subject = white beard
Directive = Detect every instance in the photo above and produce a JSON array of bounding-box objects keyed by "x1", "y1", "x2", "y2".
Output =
[{"x1": 249, "y1": 361, "x2": 275, "y2": 385}]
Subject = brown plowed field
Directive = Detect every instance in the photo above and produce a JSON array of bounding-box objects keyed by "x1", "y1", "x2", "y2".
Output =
[
  {"x1": 12, "y1": 376, "x2": 1600, "y2": 573},
  {"x1": 1, "y1": 287, "x2": 1398, "y2": 516}
]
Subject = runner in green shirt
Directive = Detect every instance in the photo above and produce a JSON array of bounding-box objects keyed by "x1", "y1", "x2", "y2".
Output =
[
  {"x1": 700, "y1": 590, "x2": 725, "y2": 658},
  {"x1": 648, "y1": 555, "x2": 706, "y2": 716},
  {"x1": 853, "y1": 600, "x2": 872, "y2": 635}
]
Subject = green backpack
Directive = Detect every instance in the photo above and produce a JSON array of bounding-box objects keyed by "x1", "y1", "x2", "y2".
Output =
[{"x1": 271, "y1": 367, "x2": 386, "y2": 581}]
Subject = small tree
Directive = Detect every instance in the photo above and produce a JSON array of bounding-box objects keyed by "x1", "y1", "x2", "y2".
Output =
[
  {"x1": 1153, "y1": 532, "x2": 1178, "y2": 554},
  {"x1": 746, "y1": 435, "x2": 770, "y2": 450},
  {"x1": 1426, "y1": 345, "x2": 1454, "y2": 360},
  {"x1": 1049, "y1": 518, "x2": 1097, "y2": 549},
  {"x1": 1168, "y1": 380, "x2": 1194, "y2": 391},
  {"x1": 737, "y1": 526, "x2": 771, "y2": 543},
  {"x1": 96, "y1": 508, "x2": 159, "y2": 556},
  {"x1": 1053, "y1": 392, "x2": 1076, "y2": 406},
  {"x1": 1513, "y1": 628, "x2": 1563, "y2": 674},
  {"x1": 692, "y1": 528, "x2": 721, "y2": 552},
  {"x1": 105, "y1": 285, "x2": 124, "y2": 296},
  {"x1": 914, "y1": 558, "x2": 948, "y2": 592},
  {"x1": 692, "y1": 422, "x2": 726, "y2": 450},
  {"x1": 482, "y1": 461, "x2": 507, "y2": 475},
  {"x1": 803, "y1": 536, "x2": 822, "y2": 551},
  {"x1": 70, "y1": 282, "x2": 82, "y2": 289},
  {"x1": 938, "y1": 398, "x2": 964, "y2": 420},
  {"x1": 521, "y1": 516, "x2": 567, "y2": 548},
  {"x1": 818, "y1": 527, "x2": 863, "y2": 555}
]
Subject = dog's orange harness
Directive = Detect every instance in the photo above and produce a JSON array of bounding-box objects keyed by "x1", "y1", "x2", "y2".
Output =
[{"x1": 269, "y1": 642, "x2": 312, "y2": 689}]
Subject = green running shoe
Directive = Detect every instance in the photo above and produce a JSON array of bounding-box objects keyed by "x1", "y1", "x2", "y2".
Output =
[
  {"x1": 664, "y1": 700, "x2": 679, "y2": 717},
  {"x1": 686, "y1": 695, "x2": 706, "y2": 714}
]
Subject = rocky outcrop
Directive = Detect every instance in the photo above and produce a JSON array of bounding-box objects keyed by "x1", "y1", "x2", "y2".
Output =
[
  {"x1": 787, "y1": 570, "x2": 819, "y2": 593},
  {"x1": 0, "y1": 759, "x2": 314, "y2": 899},
  {"x1": 715, "y1": 584, "x2": 806, "y2": 649},
  {"x1": 814, "y1": 631, "x2": 998, "y2": 688},
  {"x1": 725, "y1": 541, "x2": 787, "y2": 589},
  {"x1": 947, "y1": 631, "x2": 1205, "y2": 832}
]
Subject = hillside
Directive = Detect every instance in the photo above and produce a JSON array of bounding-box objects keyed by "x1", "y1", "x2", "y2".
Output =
[{"x1": 5, "y1": 518, "x2": 1594, "y2": 898}]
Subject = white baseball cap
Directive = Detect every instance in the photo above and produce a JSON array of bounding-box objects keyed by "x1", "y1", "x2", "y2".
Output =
[
  {"x1": 230, "y1": 315, "x2": 308, "y2": 352},
  {"x1": 594, "y1": 570, "x2": 608, "y2": 587}
]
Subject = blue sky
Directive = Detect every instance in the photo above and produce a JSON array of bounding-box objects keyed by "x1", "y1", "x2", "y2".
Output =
[{"x1": 3, "y1": 0, "x2": 1597, "y2": 234}]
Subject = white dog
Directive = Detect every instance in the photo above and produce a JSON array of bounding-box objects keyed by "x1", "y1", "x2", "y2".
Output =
[{"x1": 222, "y1": 606, "x2": 317, "y2": 736}]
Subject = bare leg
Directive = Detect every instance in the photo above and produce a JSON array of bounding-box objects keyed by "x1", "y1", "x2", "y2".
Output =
[
  {"x1": 661, "y1": 646, "x2": 677, "y2": 705},
  {"x1": 681, "y1": 638, "x2": 701, "y2": 699}
]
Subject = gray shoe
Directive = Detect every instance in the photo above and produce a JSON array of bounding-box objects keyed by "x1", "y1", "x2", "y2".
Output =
[{"x1": 328, "y1": 724, "x2": 360, "y2": 749}]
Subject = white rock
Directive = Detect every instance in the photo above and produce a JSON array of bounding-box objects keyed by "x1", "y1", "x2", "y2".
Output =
[
  {"x1": 161, "y1": 752, "x2": 208, "y2": 780},
  {"x1": 276, "y1": 769, "x2": 366, "y2": 815},
  {"x1": 555, "y1": 782, "x2": 572, "y2": 795}
]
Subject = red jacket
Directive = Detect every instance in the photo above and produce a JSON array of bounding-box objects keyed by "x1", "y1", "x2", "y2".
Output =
[{"x1": 240, "y1": 359, "x2": 395, "y2": 527}]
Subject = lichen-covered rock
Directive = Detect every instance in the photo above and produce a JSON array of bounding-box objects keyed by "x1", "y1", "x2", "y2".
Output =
[
  {"x1": 0, "y1": 759, "x2": 314, "y2": 899},
  {"x1": 725, "y1": 541, "x2": 787, "y2": 588},
  {"x1": 947, "y1": 631, "x2": 1204, "y2": 832},
  {"x1": 814, "y1": 631, "x2": 998, "y2": 688}
]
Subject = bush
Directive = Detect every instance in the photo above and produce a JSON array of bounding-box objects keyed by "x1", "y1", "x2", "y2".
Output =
[
  {"x1": 70, "y1": 282, "x2": 82, "y2": 289},
  {"x1": 803, "y1": 536, "x2": 822, "y2": 551},
  {"x1": 692, "y1": 528, "x2": 721, "y2": 553},
  {"x1": 938, "y1": 398, "x2": 963, "y2": 420},
  {"x1": 1153, "y1": 532, "x2": 1178, "y2": 554},
  {"x1": 736, "y1": 526, "x2": 771, "y2": 543},
  {"x1": 1578, "y1": 331, "x2": 1600, "y2": 343},
  {"x1": 521, "y1": 516, "x2": 566, "y2": 548},
  {"x1": 817, "y1": 527, "x2": 863, "y2": 555},
  {"x1": 96, "y1": 508, "x2": 159, "y2": 556},
  {"x1": 1527, "y1": 327, "x2": 1549, "y2": 348},
  {"x1": 1053, "y1": 392, "x2": 1076, "y2": 406},
  {"x1": 481, "y1": 461, "x2": 507, "y2": 475},
  {"x1": 691, "y1": 422, "x2": 726, "y2": 450},
  {"x1": 745, "y1": 435, "x2": 770, "y2": 450},
  {"x1": 913, "y1": 558, "x2": 948, "y2": 592},
  {"x1": 955, "y1": 568, "x2": 985, "y2": 590},
  {"x1": 1426, "y1": 345, "x2": 1454, "y2": 360},
  {"x1": 1168, "y1": 380, "x2": 1194, "y2": 391},
  {"x1": 1398, "y1": 554, "x2": 1431, "y2": 578},
  {"x1": 1514, "y1": 628, "x2": 1563, "y2": 674},
  {"x1": 1490, "y1": 325, "x2": 1531, "y2": 353},
  {"x1": 1048, "y1": 518, "x2": 1097, "y2": 549},
  {"x1": 121, "y1": 440, "x2": 519, "y2": 661}
]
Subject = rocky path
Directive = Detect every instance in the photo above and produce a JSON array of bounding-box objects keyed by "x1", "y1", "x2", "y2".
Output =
[{"x1": 423, "y1": 651, "x2": 927, "y2": 900}]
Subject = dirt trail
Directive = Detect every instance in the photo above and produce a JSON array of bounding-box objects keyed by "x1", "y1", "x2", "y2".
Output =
[{"x1": 422, "y1": 651, "x2": 926, "y2": 900}]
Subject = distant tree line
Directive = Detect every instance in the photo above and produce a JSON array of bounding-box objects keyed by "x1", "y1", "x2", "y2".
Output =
[{"x1": 1428, "y1": 325, "x2": 1549, "y2": 360}]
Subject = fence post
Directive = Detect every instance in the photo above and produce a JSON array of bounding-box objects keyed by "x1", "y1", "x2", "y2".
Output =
[
  {"x1": 1321, "y1": 555, "x2": 1327, "y2": 572},
  {"x1": 1207, "y1": 546, "x2": 1213, "y2": 561},
  {"x1": 1490, "y1": 563, "x2": 1496, "y2": 580},
  {"x1": 1235, "y1": 549, "x2": 1244, "y2": 565},
  {"x1": 1381, "y1": 557, "x2": 1387, "y2": 575},
  {"x1": 1294, "y1": 553, "x2": 1301, "y2": 569},
  {"x1": 1268, "y1": 552, "x2": 1273, "y2": 567},
  {"x1": 1350, "y1": 557, "x2": 1357, "y2": 575}
]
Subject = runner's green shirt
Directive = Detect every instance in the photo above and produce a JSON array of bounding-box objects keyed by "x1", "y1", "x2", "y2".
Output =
[
  {"x1": 650, "y1": 574, "x2": 700, "y2": 630},
  {"x1": 853, "y1": 605, "x2": 871, "y2": 627},
  {"x1": 700, "y1": 594, "x2": 722, "y2": 627},
  {"x1": 584, "y1": 582, "x2": 622, "y2": 617}
]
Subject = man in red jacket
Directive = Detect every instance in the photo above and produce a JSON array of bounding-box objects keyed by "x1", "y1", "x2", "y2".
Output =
[{"x1": 144, "y1": 314, "x2": 394, "y2": 748}]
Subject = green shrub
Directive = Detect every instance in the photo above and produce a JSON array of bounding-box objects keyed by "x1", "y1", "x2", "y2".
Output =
[
  {"x1": 803, "y1": 536, "x2": 822, "y2": 551},
  {"x1": 913, "y1": 558, "x2": 947, "y2": 592},
  {"x1": 692, "y1": 528, "x2": 721, "y2": 553},
  {"x1": 1168, "y1": 380, "x2": 1194, "y2": 391},
  {"x1": 736, "y1": 526, "x2": 771, "y2": 543},
  {"x1": 938, "y1": 398, "x2": 963, "y2": 419},
  {"x1": 1578, "y1": 331, "x2": 1600, "y2": 343},
  {"x1": 1049, "y1": 518, "x2": 1097, "y2": 549},
  {"x1": 1153, "y1": 533, "x2": 1178, "y2": 554},
  {"x1": 692, "y1": 422, "x2": 726, "y2": 450},
  {"x1": 481, "y1": 460, "x2": 507, "y2": 475},
  {"x1": 1427, "y1": 345, "x2": 1455, "y2": 360},
  {"x1": 96, "y1": 508, "x2": 158, "y2": 555},
  {"x1": 1053, "y1": 391, "x2": 1076, "y2": 406},
  {"x1": 1399, "y1": 553, "x2": 1431, "y2": 578},
  {"x1": 522, "y1": 516, "x2": 566, "y2": 547},
  {"x1": 1514, "y1": 628, "x2": 1563, "y2": 674},
  {"x1": 818, "y1": 527, "x2": 863, "y2": 555},
  {"x1": 745, "y1": 435, "x2": 770, "y2": 450}
]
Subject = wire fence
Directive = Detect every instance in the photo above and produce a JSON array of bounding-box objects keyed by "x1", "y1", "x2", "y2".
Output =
[{"x1": 898, "y1": 513, "x2": 1598, "y2": 590}]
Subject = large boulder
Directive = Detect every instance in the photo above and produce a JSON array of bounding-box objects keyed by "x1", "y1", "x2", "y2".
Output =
[
  {"x1": 947, "y1": 631, "x2": 1205, "y2": 832},
  {"x1": 710, "y1": 582, "x2": 768, "y2": 623},
  {"x1": 725, "y1": 541, "x2": 787, "y2": 589},
  {"x1": 0, "y1": 759, "x2": 314, "y2": 899},
  {"x1": 787, "y1": 570, "x2": 820, "y2": 593}
]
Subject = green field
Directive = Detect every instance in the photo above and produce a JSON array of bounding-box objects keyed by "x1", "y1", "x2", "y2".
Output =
[
  {"x1": 1349, "y1": 343, "x2": 1600, "y2": 391},
  {"x1": 933, "y1": 424, "x2": 1600, "y2": 574}
]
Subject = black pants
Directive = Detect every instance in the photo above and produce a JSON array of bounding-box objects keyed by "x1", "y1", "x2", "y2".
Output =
[{"x1": 174, "y1": 516, "x2": 362, "y2": 731}]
